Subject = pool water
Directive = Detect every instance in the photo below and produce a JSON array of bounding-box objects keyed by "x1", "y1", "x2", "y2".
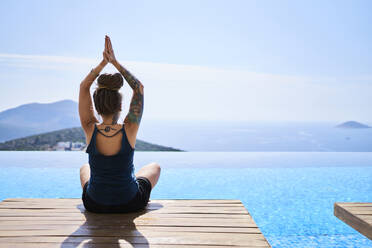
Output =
[{"x1": 1, "y1": 151, "x2": 372, "y2": 248}]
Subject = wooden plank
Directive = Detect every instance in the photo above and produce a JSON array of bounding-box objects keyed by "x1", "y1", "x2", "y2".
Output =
[
  {"x1": 2, "y1": 198, "x2": 242, "y2": 202},
  {"x1": 0, "y1": 208, "x2": 248, "y2": 214},
  {"x1": 336, "y1": 202, "x2": 372, "y2": 207},
  {"x1": 0, "y1": 215, "x2": 254, "y2": 222},
  {"x1": 0, "y1": 244, "x2": 266, "y2": 248},
  {"x1": 0, "y1": 199, "x2": 271, "y2": 247},
  {"x1": 335, "y1": 205, "x2": 372, "y2": 210},
  {"x1": 355, "y1": 215, "x2": 372, "y2": 224},
  {"x1": 0, "y1": 229, "x2": 266, "y2": 238},
  {"x1": 342, "y1": 210, "x2": 372, "y2": 215},
  {"x1": 0, "y1": 220, "x2": 258, "y2": 228},
  {"x1": 0, "y1": 226, "x2": 263, "y2": 234},
  {"x1": 0, "y1": 202, "x2": 245, "y2": 208},
  {"x1": 0, "y1": 207, "x2": 250, "y2": 215},
  {"x1": 0, "y1": 235, "x2": 269, "y2": 246},
  {"x1": 0, "y1": 212, "x2": 250, "y2": 219},
  {"x1": 0, "y1": 204, "x2": 247, "y2": 211},
  {"x1": 334, "y1": 202, "x2": 372, "y2": 240},
  {"x1": 0, "y1": 202, "x2": 246, "y2": 208},
  {"x1": 1, "y1": 199, "x2": 242, "y2": 205}
]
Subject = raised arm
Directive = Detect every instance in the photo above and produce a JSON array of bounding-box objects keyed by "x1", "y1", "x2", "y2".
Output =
[
  {"x1": 104, "y1": 35, "x2": 144, "y2": 148},
  {"x1": 79, "y1": 59, "x2": 107, "y2": 132},
  {"x1": 113, "y1": 60, "x2": 144, "y2": 125}
]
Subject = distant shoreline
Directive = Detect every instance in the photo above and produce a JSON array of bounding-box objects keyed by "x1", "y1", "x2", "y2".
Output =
[{"x1": 0, "y1": 127, "x2": 184, "y2": 152}]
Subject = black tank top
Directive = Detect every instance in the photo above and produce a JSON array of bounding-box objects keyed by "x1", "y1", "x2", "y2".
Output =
[{"x1": 85, "y1": 123, "x2": 138, "y2": 205}]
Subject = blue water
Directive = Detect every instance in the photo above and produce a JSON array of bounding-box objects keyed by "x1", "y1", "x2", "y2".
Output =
[
  {"x1": 138, "y1": 121, "x2": 372, "y2": 152},
  {"x1": 1, "y1": 151, "x2": 372, "y2": 247}
]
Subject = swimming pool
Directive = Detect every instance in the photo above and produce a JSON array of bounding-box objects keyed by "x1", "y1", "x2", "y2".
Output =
[{"x1": 1, "y1": 151, "x2": 372, "y2": 247}]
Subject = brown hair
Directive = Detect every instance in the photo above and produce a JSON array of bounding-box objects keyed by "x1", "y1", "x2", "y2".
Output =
[{"x1": 93, "y1": 73, "x2": 124, "y2": 118}]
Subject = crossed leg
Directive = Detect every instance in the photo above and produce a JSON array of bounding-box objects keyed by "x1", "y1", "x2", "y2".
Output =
[
  {"x1": 80, "y1": 163, "x2": 90, "y2": 189},
  {"x1": 79, "y1": 162, "x2": 161, "y2": 190},
  {"x1": 134, "y1": 162, "x2": 161, "y2": 189}
]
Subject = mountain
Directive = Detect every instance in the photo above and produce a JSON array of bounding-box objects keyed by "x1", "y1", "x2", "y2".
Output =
[
  {"x1": 0, "y1": 126, "x2": 183, "y2": 151},
  {"x1": 336, "y1": 121, "x2": 370, "y2": 129},
  {"x1": 0, "y1": 100, "x2": 80, "y2": 142}
]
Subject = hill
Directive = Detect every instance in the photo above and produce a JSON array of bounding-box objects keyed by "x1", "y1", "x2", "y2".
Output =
[
  {"x1": 0, "y1": 127, "x2": 183, "y2": 152},
  {"x1": 0, "y1": 100, "x2": 80, "y2": 142},
  {"x1": 336, "y1": 121, "x2": 370, "y2": 129}
]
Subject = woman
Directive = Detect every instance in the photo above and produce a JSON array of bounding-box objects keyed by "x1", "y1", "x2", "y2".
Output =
[{"x1": 79, "y1": 35, "x2": 161, "y2": 213}]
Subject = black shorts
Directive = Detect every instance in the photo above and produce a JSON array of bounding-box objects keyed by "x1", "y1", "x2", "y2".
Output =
[{"x1": 82, "y1": 176, "x2": 152, "y2": 213}]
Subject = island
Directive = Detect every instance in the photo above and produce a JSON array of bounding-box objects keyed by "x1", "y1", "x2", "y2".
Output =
[
  {"x1": 0, "y1": 127, "x2": 183, "y2": 151},
  {"x1": 336, "y1": 121, "x2": 370, "y2": 129}
]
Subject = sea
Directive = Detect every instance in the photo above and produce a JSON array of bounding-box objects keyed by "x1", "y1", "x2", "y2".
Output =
[
  {"x1": 137, "y1": 120, "x2": 372, "y2": 152},
  {"x1": 1, "y1": 121, "x2": 372, "y2": 247}
]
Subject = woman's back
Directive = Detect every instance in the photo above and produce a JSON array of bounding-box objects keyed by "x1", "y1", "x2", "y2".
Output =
[
  {"x1": 93, "y1": 123, "x2": 134, "y2": 156},
  {"x1": 85, "y1": 123, "x2": 138, "y2": 205}
]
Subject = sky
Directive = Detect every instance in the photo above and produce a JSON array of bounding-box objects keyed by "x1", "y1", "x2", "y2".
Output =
[{"x1": 0, "y1": 0, "x2": 371, "y2": 122}]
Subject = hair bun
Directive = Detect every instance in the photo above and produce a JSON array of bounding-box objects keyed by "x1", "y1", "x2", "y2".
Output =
[{"x1": 97, "y1": 73, "x2": 123, "y2": 90}]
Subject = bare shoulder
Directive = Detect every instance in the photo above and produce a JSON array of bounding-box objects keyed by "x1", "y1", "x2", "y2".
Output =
[
  {"x1": 82, "y1": 121, "x2": 98, "y2": 145},
  {"x1": 124, "y1": 121, "x2": 139, "y2": 150}
]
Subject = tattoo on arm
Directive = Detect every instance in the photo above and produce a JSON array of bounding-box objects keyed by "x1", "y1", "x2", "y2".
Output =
[
  {"x1": 117, "y1": 64, "x2": 144, "y2": 125},
  {"x1": 125, "y1": 90, "x2": 144, "y2": 124},
  {"x1": 117, "y1": 64, "x2": 143, "y2": 92}
]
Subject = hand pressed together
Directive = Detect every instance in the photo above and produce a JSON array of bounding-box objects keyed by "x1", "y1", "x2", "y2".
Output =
[{"x1": 103, "y1": 35, "x2": 117, "y2": 64}]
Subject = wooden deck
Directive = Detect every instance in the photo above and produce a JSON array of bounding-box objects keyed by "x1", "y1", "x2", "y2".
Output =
[
  {"x1": 334, "y1": 202, "x2": 372, "y2": 240},
  {"x1": 0, "y1": 198, "x2": 271, "y2": 247}
]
